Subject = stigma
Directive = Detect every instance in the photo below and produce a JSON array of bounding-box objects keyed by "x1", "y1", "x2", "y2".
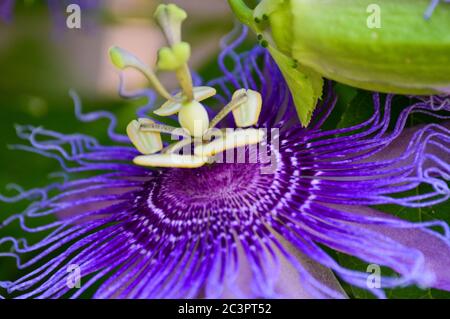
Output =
[{"x1": 110, "y1": 3, "x2": 264, "y2": 169}]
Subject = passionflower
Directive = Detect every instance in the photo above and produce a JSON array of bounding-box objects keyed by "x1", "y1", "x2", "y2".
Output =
[{"x1": 0, "y1": 5, "x2": 450, "y2": 299}]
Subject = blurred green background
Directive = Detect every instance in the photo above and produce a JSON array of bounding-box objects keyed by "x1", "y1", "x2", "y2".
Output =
[{"x1": 0, "y1": 0, "x2": 234, "y2": 293}]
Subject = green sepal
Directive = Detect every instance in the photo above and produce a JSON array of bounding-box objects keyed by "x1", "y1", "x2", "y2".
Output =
[
  {"x1": 253, "y1": 0, "x2": 284, "y2": 20},
  {"x1": 268, "y1": 45, "x2": 323, "y2": 127}
]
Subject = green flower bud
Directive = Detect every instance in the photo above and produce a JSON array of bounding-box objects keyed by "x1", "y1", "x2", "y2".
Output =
[{"x1": 229, "y1": 0, "x2": 450, "y2": 125}]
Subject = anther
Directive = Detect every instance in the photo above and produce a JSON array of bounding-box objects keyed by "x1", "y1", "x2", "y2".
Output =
[
  {"x1": 194, "y1": 128, "x2": 265, "y2": 158},
  {"x1": 133, "y1": 154, "x2": 207, "y2": 169},
  {"x1": 231, "y1": 89, "x2": 263, "y2": 127},
  {"x1": 209, "y1": 93, "x2": 248, "y2": 129},
  {"x1": 127, "y1": 118, "x2": 163, "y2": 155}
]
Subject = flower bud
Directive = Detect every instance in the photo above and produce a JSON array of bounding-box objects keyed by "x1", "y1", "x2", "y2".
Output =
[
  {"x1": 229, "y1": 0, "x2": 450, "y2": 125},
  {"x1": 231, "y1": 89, "x2": 262, "y2": 127},
  {"x1": 255, "y1": 0, "x2": 450, "y2": 95}
]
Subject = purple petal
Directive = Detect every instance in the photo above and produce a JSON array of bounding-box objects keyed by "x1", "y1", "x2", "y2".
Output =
[
  {"x1": 219, "y1": 237, "x2": 347, "y2": 299},
  {"x1": 343, "y1": 205, "x2": 450, "y2": 291}
]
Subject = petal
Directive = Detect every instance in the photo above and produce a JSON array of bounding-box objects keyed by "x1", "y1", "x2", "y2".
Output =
[
  {"x1": 219, "y1": 236, "x2": 347, "y2": 299},
  {"x1": 342, "y1": 205, "x2": 450, "y2": 291},
  {"x1": 365, "y1": 121, "x2": 450, "y2": 164}
]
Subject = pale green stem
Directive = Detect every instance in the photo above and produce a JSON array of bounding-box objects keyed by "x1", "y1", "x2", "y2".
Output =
[
  {"x1": 139, "y1": 122, "x2": 190, "y2": 138},
  {"x1": 162, "y1": 138, "x2": 194, "y2": 154},
  {"x1": 227, "y1": 0, "x2": 258, "y2": 32},
  {"x1": 137, "y1": 64, "x2": 176, "y2": 102},
  {"x1": 176, "y1": 64, "x2": 194, "y2": 101},
  {"x1": 209, "y1": 93, "x2": 248, "y2": 129}
]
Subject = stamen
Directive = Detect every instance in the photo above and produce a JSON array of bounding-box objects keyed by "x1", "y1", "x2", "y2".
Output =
[
  {"x1": 109, "y1": 46, "x2": 175, "y2": 101},
  {"x1": 127, "y1": 118, "x2": 163, "y2": 155},
  {"x1": 208, "y1": 91, "x2": 249, "y2": 128},
  {"x1": 154, "y1": 86, "x2": 216, "y2": 116},
  {"x1": 133, "y1": 154, "x2": 207, "y2": 168},
  {"x1": 139, "y1": 122, "x2": 191, "y2": 138},
  {"x1": 162, "y1": 138, "x2": 194, "y2": 154},
  {"x1": 231, "y1": 89, "x2": 263, "y2": 127},
  {"x1": 194, "y1": 128, "x2": 265, "y2": 157}
]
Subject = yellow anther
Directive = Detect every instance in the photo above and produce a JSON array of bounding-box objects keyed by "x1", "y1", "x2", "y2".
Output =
[
  {"x1": 154, "y1": 86, "x2": 216, "y2": 116},
  {"x1": 178, "y1": 101, "x2": 210, "y2": 138},
  {"x1": 194, "y1": 128, "x2": 265, "y2": 157},
  {"x1": 231, "y1": 89, "x2": 262, "y2": 127},
  {"x1": 133, "y1": 154, "x2": 207, "y2": 169},
  {"x1": 127, "y1": 118, "x2": 163, "y2": 155}
]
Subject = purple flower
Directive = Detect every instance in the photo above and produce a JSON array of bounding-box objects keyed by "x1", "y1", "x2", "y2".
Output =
[{"x1": 0, "y1": 26, "x2": 449, "y2": 299}]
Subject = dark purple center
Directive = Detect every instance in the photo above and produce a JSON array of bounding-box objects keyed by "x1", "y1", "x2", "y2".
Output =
[{"x1": 147, "y1": 161, "x2": 280, "y2": 214}]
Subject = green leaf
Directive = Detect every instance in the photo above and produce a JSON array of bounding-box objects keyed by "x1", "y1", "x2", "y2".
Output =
[
  {"x1": 336, "y1": 90, "x2": 374, "y2": 129},
  {"x1": 268, "y1": 45, "x2": 323, "y2": 127},
  {"x1": 319, "y1": 83, "x2": 358, "y2": 130}
]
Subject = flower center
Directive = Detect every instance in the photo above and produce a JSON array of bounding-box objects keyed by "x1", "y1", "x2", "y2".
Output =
[
  {"x1": 160, "y1": 162, "x2": 263, "y2": 204},
  {"x1": 138, "y1": 157, "x2": 285, "y2": 218}
]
